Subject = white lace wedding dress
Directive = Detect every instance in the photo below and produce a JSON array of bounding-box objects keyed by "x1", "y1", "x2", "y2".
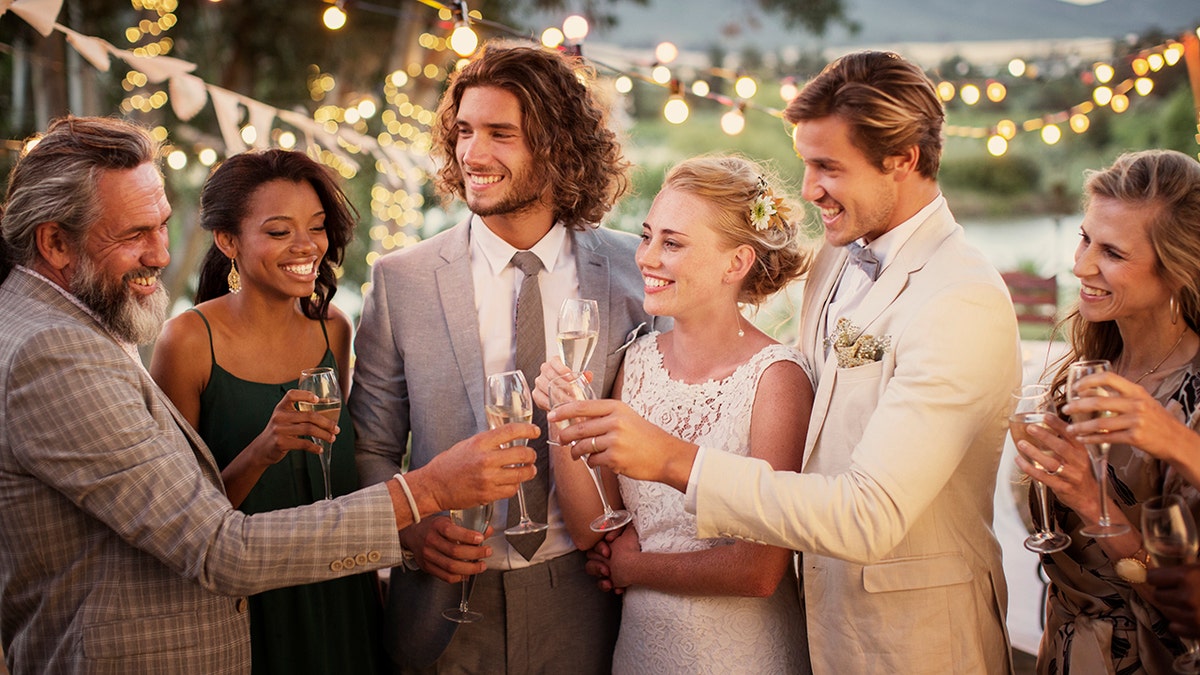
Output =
[{"x1": 611, "y1": 333, "x2": 806, "y2": 674}]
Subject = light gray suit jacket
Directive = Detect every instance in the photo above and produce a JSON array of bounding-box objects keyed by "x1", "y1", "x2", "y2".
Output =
[
  {"x1": 692, "y1": 203, "x2": 1022, "y2": 674},
  {"x1": 350, "y1": 218, "x2": 656, "y2": 668},
  {"x1": 0, "y1": 268, "x2": 403, "y2": 675}
]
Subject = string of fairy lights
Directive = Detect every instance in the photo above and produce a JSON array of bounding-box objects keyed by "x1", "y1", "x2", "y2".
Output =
[{"x1": 5, "y1": 0, "x2": 1199, "y2": 277}]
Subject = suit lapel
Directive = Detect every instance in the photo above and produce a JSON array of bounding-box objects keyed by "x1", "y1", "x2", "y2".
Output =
[
  {"x1": 799, "y1": 246, "x2": 847, "y2": 360},
  {"x1": 10, "y1": 270, "x2": 227, "y2": 487},
  {"x1": 573, "y1": 229, "x2": 614, "y2": 389},
  {"x1": 435, "y1": 220, "x2": 488, "y2": 430},
  {"x1": 800, "y1": 204, "x2": 959, "y2": 467}
]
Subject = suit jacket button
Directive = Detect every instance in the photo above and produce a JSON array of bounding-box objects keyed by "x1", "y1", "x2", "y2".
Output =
[
  {"x1": 331, "y1": 560, "x2": 344, "y2": 572},
  {"x1": 367, "y1": 550, "x2": 381, "y2": 563},
  {"x1": 342, "y1": 556, "x2": 356, "y2": 570},
  {"x1": 355, "y1": 553, "x2": 368, "y2": 566},
  {"x1": 235, "y1": 598, "x2": 248, "y2": 613}
]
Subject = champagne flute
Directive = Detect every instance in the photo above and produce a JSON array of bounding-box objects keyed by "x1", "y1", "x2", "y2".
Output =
[
  {"x1": 1141, "y1": 494, "x2": 1200, "y2": 673},
  {"x1": 548, "y1": 372, "x2": 632, "y2": 533},
  {"x1": 1067, "y1": 359, "x2": 1129, "y2": 537},
  {"x1": 557, "y1": 298, "x2": 599, "y2": 374},
  {"x1": 297, "y1": 367, "x2": 341, "y2": 500},
  {"x1": 1011, "y1": 384, "x2": 1072, "y2": 553},
  {"x1": 441, "y1": 501, "x2": 495, "y2": 623},
  {"x1": 485, "y1": 371, "x2": 548, "y2": 536}
]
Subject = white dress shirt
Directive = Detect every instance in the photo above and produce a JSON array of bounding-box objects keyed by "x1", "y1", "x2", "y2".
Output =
[{"x1": 469, "y1": 215, "x2": 579, "y2": 569}]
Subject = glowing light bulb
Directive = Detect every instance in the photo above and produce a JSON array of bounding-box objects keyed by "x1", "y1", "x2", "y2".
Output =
[
  {"x1": 541, "y1": 27, "x2": 564, "y2": 49},
  {"x1": 1093, "y1": 86, "x2": 1113, "y2": 106},
  {"x1": 996, "y1": 119, "x2": 1017, "y2": 140},
  {"x1": 986, "y1": 135, "x2": 1007, "y2": 157},
  {"x1": 734, "y1": 76, "x2": 757, "y2": 99},
  {"x1": 1007, "y1": 59, "x2": 1026, "y2": 78},
  {"x1": 1111, "y1": 94, "x2": 1129, "y2": 113},
  {"x1": 720, "y1": 109, "x2": 745, "y2": 135},
  {"x1": 960, "y1": 84, "x2": 980, "y2": 105},
  {"x1": 651, "y1": 65, "x2": 672, "y2": 85},
  {"x1": 779, "y1": 81, "x2": 799, "y2": 101},
  {"x1": 614, "y1": 76, "x2": 633, "y2": 94},
  {"x1": 278, "y1": 132, "x2": 296, "y2": 149},
  {"x1": 323, "y1": 5, "x2": 346, "y2": 30},
  {"x1": 449, "y1": 24, "x2": 478, "y2": 57},
  {"x1": 1147, "y1": 53, "x2": 1164, "y2": 72},
  {"x1": 1134, "y1": 77, "x2": 1153, "y2": 96},
  {"x1": 986, "y1": 81, "x2": 1006, "y2": 103},
  {"x1": 663, "y1": 97, "x2": 689, "y2": 124},
  {"x1": 1069, "y1": 113, "x2": 1090, "y2": 134},
  {"x1": 563, "y1": 15, "x2": 589, "y2": 41},
  {"x1": 1041, "y1": 124, "x2": 1061, "y2": 145},
  {"x1": 655, "y1": 42, "x2": 678, "y2": 64},
  {"x1": 691, "y1": 80, "x2": 709, "y2": 97},
  {"x1": 1094, "y1": 63, "x2": 1114, "y2": 84},
  {"x1": 936, "y1": 81, "x2": 955, "y2": 102},
  {"x1": 198, "y1": 147, "x2": 218, "y2": 166},
  {"x1": 166, "y1": 150, "x2": 187, "y2": 170}
]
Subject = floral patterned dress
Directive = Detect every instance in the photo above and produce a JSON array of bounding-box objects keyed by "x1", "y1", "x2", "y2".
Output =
[{"x1": 1038, "y1": 353, "x2": 1200, "y2": 674}]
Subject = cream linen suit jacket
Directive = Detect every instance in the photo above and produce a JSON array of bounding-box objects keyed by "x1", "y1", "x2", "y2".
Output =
[
  {"x1": 692, "y1": 203, "x2": 1021, "y2": 674},
  {"x1": 0, "y1": 269, "x2": 403, "y2": 675}
]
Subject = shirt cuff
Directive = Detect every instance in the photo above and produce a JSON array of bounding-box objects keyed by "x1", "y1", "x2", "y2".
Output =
[{"x1": 683, "y1": 445, "x2": 709, "y2": 514}]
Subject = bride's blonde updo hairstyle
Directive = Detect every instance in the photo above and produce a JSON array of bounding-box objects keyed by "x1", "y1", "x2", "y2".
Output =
[{"x1": 661, "y1": 154, "x2": 812, "y2": 305}]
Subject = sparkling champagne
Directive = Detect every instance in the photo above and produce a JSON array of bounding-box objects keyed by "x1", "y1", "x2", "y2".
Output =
[
  {"x1": 1146, "y1": 542, "x2": 1196, "y2": 568},
  {"x1": 557, "y1": 329, "x2": 598, "y2": 373},
  {"x1": 450, "y1": 503, "x2": 494, "y2": 535},
  {"x1": 297, "y1": 399, "x2": 341, "y2": 421}
]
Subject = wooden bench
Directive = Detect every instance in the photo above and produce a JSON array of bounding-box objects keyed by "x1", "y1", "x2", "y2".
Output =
[{"x1": 1002, "y1": 271, "x2": 1058, "y2": 325}]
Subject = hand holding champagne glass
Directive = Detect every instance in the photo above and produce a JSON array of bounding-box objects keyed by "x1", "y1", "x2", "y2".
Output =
[
  {"x1": 557, "y1": 298, "x2": 599, "y2": 374},
  {"x1": 442, "y1": 501, "x2": 495, "y2": 623},
  {"x1": 297, "y1": 367, "x2": 341, "y2": 500},
  {"x1": 485, "y1": 371, "x2": 548, "y2": 536},
  {"x1": 1011, "y1": 384, "x2": 1071, "y2": 553},
  {"x1": 548, "y1": 372, "x2": 632, "y2": 533},
  {"x1": 1067, "y1": 359, "x2": 1129, "y2": 538},
  {"x1": 1142, "y1": 494, "x2": 1200, "y2": 673}
]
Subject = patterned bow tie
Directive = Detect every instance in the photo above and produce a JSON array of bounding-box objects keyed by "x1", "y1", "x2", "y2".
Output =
[{"x1": 846, "y1": 241, "x2": 880, "y2": 282}]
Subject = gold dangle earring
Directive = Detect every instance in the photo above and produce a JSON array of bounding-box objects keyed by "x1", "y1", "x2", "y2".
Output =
[
  {"x1": 227, "y1": 258, "x2": 242, "y2": 294},
  {"x1": 1171, "y1": 295, "x2": 1180, "y2": 325}
]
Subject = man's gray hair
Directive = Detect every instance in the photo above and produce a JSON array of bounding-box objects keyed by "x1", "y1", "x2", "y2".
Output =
[{"x1": 1, "y1": 116, "x2": 160, "y2": 273}]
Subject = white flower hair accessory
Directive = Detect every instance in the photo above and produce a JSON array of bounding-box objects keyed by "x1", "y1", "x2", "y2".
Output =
[{"x1": 749, "y1": 177, "x2": 790, "y2": 232}]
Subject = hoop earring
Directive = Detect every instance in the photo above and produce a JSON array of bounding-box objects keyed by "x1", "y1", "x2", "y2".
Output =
[
  {"x1": 1170, "y1": 295, "x2": 1180, "y2": 325},
  {"x1": 227, "y1": 258, "x2": 242, "y2": 295}
]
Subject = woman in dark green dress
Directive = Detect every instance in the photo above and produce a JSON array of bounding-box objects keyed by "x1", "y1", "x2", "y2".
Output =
[{"x1": 150, "y1": 149, "x2": 384, "y2": 674}]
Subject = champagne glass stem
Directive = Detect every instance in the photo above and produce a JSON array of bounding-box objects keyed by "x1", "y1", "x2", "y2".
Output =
[
  {"x1": 320, "y1": 446, "x2": 332, "y2": 500},
  {"x1": 458, "y1": 575, "x2": 474, "y2": 614},
  {"x1": 584, "y1": 461, "x2": 617, "y2": 517},
  {"x1": 1035, "y1": 481, "x2": 1054, "y2": 534},
  {"x1": 514, "y1": 483, "x2": 531, "y2": 524},
  {"x1": 1094, "y1": 444, "x2": 1114, "y2": 527}
]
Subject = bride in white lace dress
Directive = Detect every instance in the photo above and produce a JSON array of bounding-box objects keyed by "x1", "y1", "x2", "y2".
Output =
[{"x1": 542, "y1": 156, "x2": 814, "y2": 673}]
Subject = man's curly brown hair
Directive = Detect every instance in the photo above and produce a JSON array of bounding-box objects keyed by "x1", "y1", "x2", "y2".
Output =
[{"x1": 431, "y1": 42, "x2": 630, "y2": 230}]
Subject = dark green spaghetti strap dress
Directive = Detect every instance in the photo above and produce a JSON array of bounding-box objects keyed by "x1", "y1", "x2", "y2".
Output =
[{"x1": 190, "y1": 308, "x2": 385, "y2": 675}]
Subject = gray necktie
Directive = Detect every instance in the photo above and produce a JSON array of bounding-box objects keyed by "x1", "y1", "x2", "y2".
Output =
[
  {"x1": 847, "y1": 241, "x2": 881, "y2": 281},
  {"x1": 508, "y1": 251, "x2": 549, "y2": 559}
]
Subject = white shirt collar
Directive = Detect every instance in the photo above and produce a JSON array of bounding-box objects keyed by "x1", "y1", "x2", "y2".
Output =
[
  {"x1": 469, "y1": 214, "x2": 569, "y2": 274},
  {"x1": 854, "y1": 192, "x2": 946, "y2": 271}
]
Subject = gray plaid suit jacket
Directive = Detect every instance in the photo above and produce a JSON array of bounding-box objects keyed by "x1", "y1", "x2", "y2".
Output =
[{"x1": 0, "y1": 268, "x2": 404, "y2": 675}]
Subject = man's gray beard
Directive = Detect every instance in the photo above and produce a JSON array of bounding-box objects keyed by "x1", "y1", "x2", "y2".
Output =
[{"x1": 71, "y1": 256, "x2": 169, "y2": 345}]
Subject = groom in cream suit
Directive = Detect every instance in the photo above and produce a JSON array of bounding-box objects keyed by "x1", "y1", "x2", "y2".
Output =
[
  {"x1": 350, "y1": 43, "x2": 655, "y2": 673},
  {"x1": 573, "y1": 51, "x2": 1021, "y2": 673}
]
